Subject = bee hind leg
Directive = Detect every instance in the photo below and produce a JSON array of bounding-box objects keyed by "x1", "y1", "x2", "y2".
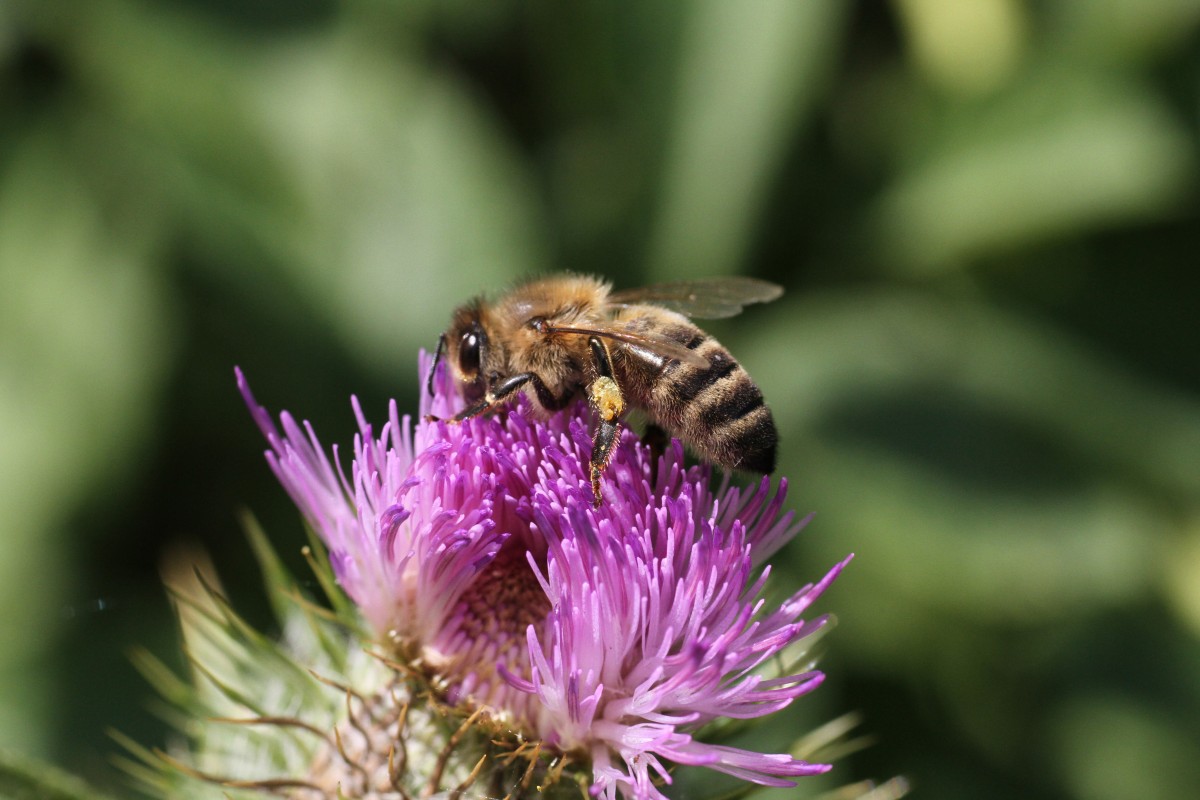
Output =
[
  {"x1": 589, "y1": 415, "x2": 620, "y2": 507},
  {"x1": 587, "y1": 337, "x2": 625, "y2": 507}
]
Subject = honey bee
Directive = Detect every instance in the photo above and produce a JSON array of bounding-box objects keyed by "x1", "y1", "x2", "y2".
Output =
[{"x1": 427, "y1": 274, "x2": 782, "y2": 506}]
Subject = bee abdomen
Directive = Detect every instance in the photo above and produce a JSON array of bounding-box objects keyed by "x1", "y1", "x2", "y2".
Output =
[{"x1": 658, "y1": 341, "x2": 777, "y2": 474}]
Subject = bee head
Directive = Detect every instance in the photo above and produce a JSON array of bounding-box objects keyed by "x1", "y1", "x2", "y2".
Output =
[{"x1": 429, "y1": 302, "x2": 491, "y2": 396}]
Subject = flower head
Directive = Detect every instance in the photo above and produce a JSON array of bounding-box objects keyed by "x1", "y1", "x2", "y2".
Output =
[{"x1": 233, "y1": 355, "x2": 848, "y2": 800}]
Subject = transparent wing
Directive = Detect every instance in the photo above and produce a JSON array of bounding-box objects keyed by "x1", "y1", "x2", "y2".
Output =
[
  {"x1": 540, "y1": 323, "x2": 710, "y2": 368},
  {"x1": 608, "y1": 276, "x2": 783, "y2": 319}
]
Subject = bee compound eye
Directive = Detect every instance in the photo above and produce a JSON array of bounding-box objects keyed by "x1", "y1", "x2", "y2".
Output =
[{"x1": 458, "y1": 330, "x2": 481, "y2": 375}]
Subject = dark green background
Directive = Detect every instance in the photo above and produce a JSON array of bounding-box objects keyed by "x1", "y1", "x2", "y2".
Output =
[{"x1": 2, "y1": 2, "x2": 1198, "y2": 798}]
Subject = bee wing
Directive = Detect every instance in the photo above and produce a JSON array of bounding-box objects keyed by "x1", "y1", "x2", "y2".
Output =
[
  {"x1": 541, "y1": 323, "x2": 710, "y2": 368},
  {"x1": 608, "y1": 276, "x2": 783, "y2": 319}
]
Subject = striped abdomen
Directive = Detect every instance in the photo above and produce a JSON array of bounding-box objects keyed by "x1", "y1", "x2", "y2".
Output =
[{"x1": 615, "y1": 312, "x2": 777, "y2": 473}]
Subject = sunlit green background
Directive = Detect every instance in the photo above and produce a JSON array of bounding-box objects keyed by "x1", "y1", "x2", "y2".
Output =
[{"x1": 2, "y1": 1, "x2": 1198, "y2": 798}]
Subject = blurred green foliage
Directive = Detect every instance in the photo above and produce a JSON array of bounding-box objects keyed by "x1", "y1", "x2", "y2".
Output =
[{"x1": 1, "y1": 1, "x2": 1198, "y2": 798}]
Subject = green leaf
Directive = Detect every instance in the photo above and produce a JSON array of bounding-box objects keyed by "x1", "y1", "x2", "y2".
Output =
[
  {"x1": 242, "y1": 29, "x2": 546, "y2": 369},
  {"x1": 0, "y1": 748, "x2": 122, "y2": 800},
  {"x1": 646, "y1": 0, "x2": 846, "y2": 279},
  {"x1": 869, "y1": 70, "x2": 1193, "y2": 274},
  {"x1": 240, "y1": 511, "x2": 302, "y2": 628}
]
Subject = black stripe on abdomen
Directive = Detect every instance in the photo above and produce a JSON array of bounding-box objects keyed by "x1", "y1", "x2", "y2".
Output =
[
  {"x1": 695, "y1": 380, "x2": 776, "y2": 473},
  {"x1": 673, "y1": 357, "x2": 738, "y2": 403},
  {"x1": 730, "y1": 411, "x2": 777, "y2": 473},
  {"x1": 705, "y1": 379, "x2": 765, "y2": 427}
]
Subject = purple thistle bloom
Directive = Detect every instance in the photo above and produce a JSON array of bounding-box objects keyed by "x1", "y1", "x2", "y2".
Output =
[{"x1": 238, "y1": 355, "x2": 849, "y2": 800}]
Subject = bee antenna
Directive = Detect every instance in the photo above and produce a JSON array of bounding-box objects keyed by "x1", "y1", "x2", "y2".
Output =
[{"x1": 427, "y1": 334, "x2": 446, "y2": 397}]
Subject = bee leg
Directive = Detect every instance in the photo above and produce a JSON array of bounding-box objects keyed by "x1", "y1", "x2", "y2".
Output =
[
  {"x1": 587, "y1": 337, "x2": 625, "y2": 507},
  {"x1": 446, "y1": 373, "x2": 532, "y2": 422},
  {"x1": 525, "y1": 374, "x2": 574, "y2": 412},
  {"x1": 438, "y1": 372, "x2": 569, "y2": 423},
  {"x1": 590, "y1": 415, "x2": 620, "y2": 506}
]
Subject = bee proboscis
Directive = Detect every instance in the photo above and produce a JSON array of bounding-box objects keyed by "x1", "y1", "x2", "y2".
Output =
[{"x1": 428, "y1": 274, "x2": 782, "y2": 506}]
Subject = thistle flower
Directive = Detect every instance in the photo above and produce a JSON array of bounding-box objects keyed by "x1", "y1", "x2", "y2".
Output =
[{"x1": 137, "y1": 355, "x2": 853, "y2": 800}]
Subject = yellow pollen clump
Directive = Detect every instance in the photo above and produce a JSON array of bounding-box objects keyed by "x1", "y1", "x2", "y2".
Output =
[{"x1": 589, "y1": 377, "x2": 623, "y2": 421}]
